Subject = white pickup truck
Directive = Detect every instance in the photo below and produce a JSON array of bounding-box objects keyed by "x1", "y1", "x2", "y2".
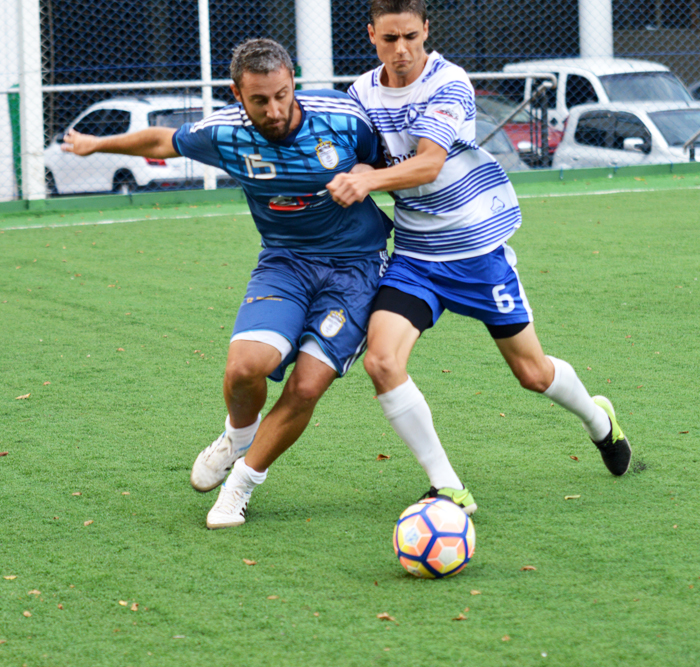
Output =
[{"x1": 502, "y1": 57, "x2": 692, "y2": 130}]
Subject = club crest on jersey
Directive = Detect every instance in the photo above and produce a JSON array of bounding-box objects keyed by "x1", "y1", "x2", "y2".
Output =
[
  {"x1": 320, "y1": 309, "x2": 346, "y2": 337},
  {"x1": 315, "y1": 139, "x2": 339, "y2": 169}
]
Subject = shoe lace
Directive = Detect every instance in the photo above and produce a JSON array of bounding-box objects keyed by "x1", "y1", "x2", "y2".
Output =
[
  {"x1": 203, "y1": 433, "x2": 232, "y2": 463},
  {"x1": 214, "y1": 484, "x2": 250, "y2": 515}
]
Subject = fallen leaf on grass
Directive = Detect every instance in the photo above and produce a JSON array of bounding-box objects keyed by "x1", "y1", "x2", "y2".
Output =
[
  {"x1": 0, "y1": 452, "x2": 8, "y2": 457},
  {"x1": 313, "y1": 612, "x2": 320, "y2": 617},
  {"x1": 122, "y1": 492, "x2": 130, "y2": 496},
  {"x1": 377, "y1": 613, "x2": 395, "y2": 621},
  {"x1": 499, "y1": 413, "x2": 505, "y2": 417},
  {"x1": 28, "y1": 590, "x2": 41, "y2": 596},
  {"x1": 57, "y1": 604, "x2": 63, "y2": 610},
  {"x1": 3, "y1": 576, "x2": 17, "y2": 580},
  {"x1": 72, "y1": 492, "x2": 82, "y2": 496},
  {"x1": 520, "y1": 566, "x2": 537, "y2": 571},
  {"x1": 119, "y1": 601, "x2": 128, "y2": 606},
  {"x1": 502, "y1": 635, "x2": 511, "y2": 641},
  {"x1": 15, "y1": 394, "x2": 31, "y2": 400},
  {"x1": 564, "y1": 495, "x2": 581, "y2": 500},
  {"x1": 636, "y1": 385, "x2": 643, "y2": 389},
  {"x1": 43, "y1": 381, "x2": 51, "y2": 386},
  {"x1": 442, "y1": 369, "x2": 451, "y2": 373},
  {"x1": 243, "y1": 559, "x2": 257, "y2": 566},
  {"x1": 23, "y1": 611, "x2": 31, "y2": 618},
  {"x1": 130, "y1": 603, "x2": 138, "y2": 611},
  {"x1": 586, "y1": 366, "x2": 592, "y2": 370},
  {"x1": 570, "y1": 456, "x2": 579, "y2": 461},
  {"x1": 376, "y1": 454, "x2": 390, "y2": 461},
  {"x1": 83, "y1": 520, "x2": 93, "y2": 526},
  {"x1": 116, "y1": 348, "x2": 125, "y2": 352},
  {"x1": 267, "y1": 595, "x2": 279, "y2": 600},
  {"x1": 0, "y1": 639, "x2": 6, "y2": 644},
  {"x1": 173, "y1": 635, "x2": 186, "y2": 639},
  {"x1": 679, "y1": 431, "x2": 689, "y2": 434},
  {"x1": 470, "y1": 590, "x2": 481, "y2": 595},
  {"x1": 453, "y1": 613, "x2": 468, "y2": 621}
]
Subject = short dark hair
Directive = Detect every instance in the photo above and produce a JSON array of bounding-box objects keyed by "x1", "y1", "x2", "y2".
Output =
[
  {"x1": 230, "y1": 39, "x2": 294, "y2": 87},
  {"x1": 369, "y1": 0, "x2": 427, "y2": 24}
]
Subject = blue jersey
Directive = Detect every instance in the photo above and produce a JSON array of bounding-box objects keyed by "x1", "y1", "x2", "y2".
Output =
[{"x1": 172, "y1": 90, "x2": 391, "y2": 256}]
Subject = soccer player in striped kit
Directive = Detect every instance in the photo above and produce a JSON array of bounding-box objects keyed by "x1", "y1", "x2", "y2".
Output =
[{"x1": 328, "y1": 0, "x2": 632, "y2": 514}]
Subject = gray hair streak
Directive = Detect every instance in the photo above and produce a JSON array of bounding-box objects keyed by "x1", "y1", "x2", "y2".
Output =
[{"x1": 230, "y1": 39, "x2": 294, "y2": 87}]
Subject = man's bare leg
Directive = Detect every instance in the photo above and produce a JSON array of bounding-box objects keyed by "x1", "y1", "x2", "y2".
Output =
[
  {"x1": 363, "y1": 310, "x2": 467, "y2": 497},
  {"x1": 494, "y1": 323, "x2": 612, "y2": 443},
  {"x1": 190, "y1": 340, "x2": 281, "y2": 492},
  {"x1": 244, "y1": 352, "x2": 337, "y2": 472},
  {"x1": 207, "y1": 352, "x2": 337, "y2": 528}
]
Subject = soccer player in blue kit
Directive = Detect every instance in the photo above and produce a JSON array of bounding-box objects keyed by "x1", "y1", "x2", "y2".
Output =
[
  {"x1": 63, "y1": 38, "x2": 457, "y2": 529},
  {"x1": 328, "y1": 0, "x2": 632, "y2": 514}
]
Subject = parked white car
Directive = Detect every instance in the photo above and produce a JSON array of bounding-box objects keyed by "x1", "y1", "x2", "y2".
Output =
[
  {"x1": 551, "y1": 101, "x2": 700, "y2": 169},
  {"x1": 44, "y1": 96, "x2": 229, "y2": 195},
  {"x1": 502, "y1": 58, "x2": 692, "y2": 131}
]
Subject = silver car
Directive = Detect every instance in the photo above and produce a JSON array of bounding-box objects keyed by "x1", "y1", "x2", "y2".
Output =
[
  {"x1": 552, "y1": 101, "x2": 700, "y2": 169},
  {"x1": 44, "y1": 95, "x2": 229, "y2": 195}
]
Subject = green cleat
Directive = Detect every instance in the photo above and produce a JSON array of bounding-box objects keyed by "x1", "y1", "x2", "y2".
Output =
[
  {"x1": 592, "y1": 395, "x2": 632, "y2": 476},
  {"x1": 423, "y1": 486, "x2": 478, "y2": 516}
]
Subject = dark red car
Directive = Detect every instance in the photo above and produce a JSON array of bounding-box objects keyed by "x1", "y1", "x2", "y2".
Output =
[{"x1": 474, "y1": 90, "x2": 564, "y2": 159}]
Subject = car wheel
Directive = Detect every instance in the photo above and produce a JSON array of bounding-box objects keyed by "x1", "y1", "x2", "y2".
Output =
[
  {"x1": 45, "y1": 170, "x2": 59, "y2": 197},
  {"x1": 113, "y1": 171, "x2": 137, "y2": 195}
]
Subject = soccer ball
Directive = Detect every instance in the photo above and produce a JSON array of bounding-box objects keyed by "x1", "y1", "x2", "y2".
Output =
[{"x1": 393, "y1": 497, "x2": 475, "y2": 579}]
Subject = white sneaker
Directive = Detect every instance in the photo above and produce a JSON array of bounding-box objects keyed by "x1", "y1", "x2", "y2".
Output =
[
  {"x1": 190, "y1": 432, "x2": 250, "y2": 492},
  {"x1": 206, "y1": 480, "x2": 252, "y2": 529}
]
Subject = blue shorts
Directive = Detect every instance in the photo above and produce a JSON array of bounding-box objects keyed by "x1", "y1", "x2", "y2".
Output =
[
  {"x1": 379, "y1": 244, "x2": 532, "y2": 328},
  {"x1": 233, "y1": 248, "x2": 389, "y2": 381}
]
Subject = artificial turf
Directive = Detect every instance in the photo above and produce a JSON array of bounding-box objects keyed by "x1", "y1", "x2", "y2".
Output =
[{"x1": 1, "y1": 187, "x2": 699, "y2": 666}]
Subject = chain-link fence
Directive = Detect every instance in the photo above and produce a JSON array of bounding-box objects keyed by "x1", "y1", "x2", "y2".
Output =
[{"x1": 2, "y1": 0, "x2": 699, "y2": 202}]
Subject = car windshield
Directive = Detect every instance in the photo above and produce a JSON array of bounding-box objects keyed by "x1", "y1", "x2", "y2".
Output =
[
  {"x1": 648, "y1": 109, "x2": 700, "y2": 146},
  {"x1": 475, "y1": 94, "x2": 531, "y2": 124},
  {"x1": 599, "y1": 72, "x2": 691, "y2": 103},
  {"x1": 148, "y1": 108, "x2": 208, "y2": 128},
  {"x1": 476, "y1": 119, "x2": 514, "y2": 154}
]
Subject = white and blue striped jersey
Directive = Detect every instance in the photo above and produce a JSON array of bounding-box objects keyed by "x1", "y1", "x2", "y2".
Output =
[
  {"x1": 349, "y1": 51, "x2": 522, "y2": 261},
  {"x1": 172, "y1": 90, "x2": 391, "y2": 256}
]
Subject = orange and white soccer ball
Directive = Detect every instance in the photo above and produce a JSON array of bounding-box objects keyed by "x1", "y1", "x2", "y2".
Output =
[{"x1": 393, "y1": 497, "x2": 475, "y2": 578}]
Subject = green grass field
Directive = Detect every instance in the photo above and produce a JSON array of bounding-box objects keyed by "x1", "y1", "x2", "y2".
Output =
[{"x1": 1, "y1": 185, "x2": 699, "y2": 666}]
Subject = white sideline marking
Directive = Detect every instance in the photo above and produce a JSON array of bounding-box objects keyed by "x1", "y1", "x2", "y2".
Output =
[
  {"x1": 517, "y1": 185, "x2": 700, "y2": 199},
  {"x1": 2, "y1": 185, "x2": 697, "y2": 231},
  {"x1": 1, "y1": 211, "x2": 235, "y2": 231}
]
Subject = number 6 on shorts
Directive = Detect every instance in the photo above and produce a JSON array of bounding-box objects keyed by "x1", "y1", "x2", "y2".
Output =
[{"x1": 492, "y1": 284, "x2": 515, "y2": 313}]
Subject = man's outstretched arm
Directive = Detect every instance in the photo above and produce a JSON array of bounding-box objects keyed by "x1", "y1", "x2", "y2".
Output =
[
  {"x1": 327, "y1": 137, "x2": 447, "y2": 208},
  {"x1": 62, "y1": 127, "x2": 179, "y2": 159}
]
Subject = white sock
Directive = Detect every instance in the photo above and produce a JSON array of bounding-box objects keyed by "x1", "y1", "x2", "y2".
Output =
[
  {"x1": 226, "y1": 456, "x2": 267, "y2": 492},
  {"x1": 225, "y1": 413, "x2": 261, "y2": 453},
  {"x1": 543, "y1": 356, "x2": 610, "y2": 442},
  {"x1": 377, "y1": 377, "x2": 463, "y2": 490}
]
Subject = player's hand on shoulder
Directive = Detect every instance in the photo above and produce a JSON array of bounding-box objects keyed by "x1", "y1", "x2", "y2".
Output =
[
  {"x1": 327, "y1": 172, "x2": 371, "y2": 208},
  {"x1": 62, "y1": 129, "x2": 98, "y2": 156}
]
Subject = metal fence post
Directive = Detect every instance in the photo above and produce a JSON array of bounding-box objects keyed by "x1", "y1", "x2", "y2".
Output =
[
  {"x1": 295, "y1": 0, "x2": 333, "y2": 89},
  {"x1": 198, "y1": 0, "x2": 216, "y2": 190},
  {"x1": 19, "y1": 0, "x2": 45, "y2": 201}
]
